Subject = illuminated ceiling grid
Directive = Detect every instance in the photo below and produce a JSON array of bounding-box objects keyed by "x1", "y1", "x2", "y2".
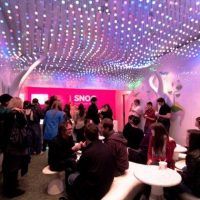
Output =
[{"x1": 0, "y1": 0, "x2": 200, "y2": 89}]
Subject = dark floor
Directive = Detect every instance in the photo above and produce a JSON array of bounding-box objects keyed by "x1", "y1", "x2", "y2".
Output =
[{"x1": 0, "y1": 152, "x2": 64, "y2": 200}]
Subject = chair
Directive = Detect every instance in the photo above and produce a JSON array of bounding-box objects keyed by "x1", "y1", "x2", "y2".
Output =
[{"x1": 42, "y1": 165, "x2": 64, "y2": 195}]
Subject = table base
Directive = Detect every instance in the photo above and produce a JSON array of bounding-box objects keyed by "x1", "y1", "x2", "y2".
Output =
[{"x1": 149, "y1": 186, "x2": 165, "y2": 200}]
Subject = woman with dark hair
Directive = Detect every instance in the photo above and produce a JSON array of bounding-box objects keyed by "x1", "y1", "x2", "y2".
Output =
[
  {"x1": 74, "y1": 104, "x2": 86, "y2": 142},
  {"x1": 147, "y1": 123, "x2": 176, "y2": 169},
  {"x1": 63, "y1": 103, "x2": 72, "y2": 121},
  {"x1": 48, "y1": 95, "x2": 58, "y2": 110},
  {"x1": 42, "y1": 96, "x2": 58, "y2": 116},
  {"x1": 99, "y1": 104, "x2": 113, "y2": 120},
  {"x1": 48, "y1": 121, "x2": 77, "y2": 172}
]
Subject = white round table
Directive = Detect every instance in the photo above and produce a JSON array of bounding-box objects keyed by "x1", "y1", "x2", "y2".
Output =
[
  {"x1": 173, "y1": 144, "x2": 187, "y2": 161},
  {"x1": 174, "y1": 144, "x2": 187, "y2": 153},
  {"x1": 178, "y1": 153, "x2": 186, "y2": 160},
  {"x1": 175, "y1": 160, "x2": 186, "y2": 171},
  {"x1": 133, "y1": 164, "x2": 182, "y2": 200},
  {"x1": 76, "y1": 150, "x2": 82, "y2": 160},
  {"x1": 42, "y1": 166, "x2": 64, "y2": 195},
  {"x1": 99, "y1": 135, "x2": 105, "y2": 140}
]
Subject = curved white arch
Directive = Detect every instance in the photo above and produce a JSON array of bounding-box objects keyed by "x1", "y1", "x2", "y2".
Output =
[{"x1": 19, "y1": 55, "x2": 46, "y2": 88}]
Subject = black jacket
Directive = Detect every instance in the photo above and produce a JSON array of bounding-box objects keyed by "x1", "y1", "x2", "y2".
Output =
[
  {"x1": 3, "y1": 110, "x2": 30, "y2": 175},
  {"x1": 183, "y1": 149, "x2": 200, "y2": 197},
  {"x1": 86, "y1": 103, "x2": 100, "y2": 125},
  {"x1": 72, "y1": 140, "x2": 115, "y2": 200},
  {"x1": 0, "y1": 106, "x2": 10, "y2": 152},
  {"x1": 48, "y1": 135, "x2": 76, "y2": 171},
  {"x1": 123, "y1": 123, "x2": 144, "y2": 149},
  {"x1": 100, "y1": 110, "x2": 113, "y2": 120},
  {"x1": 4, "y1": 110, "x2": 28, "y2": 155},
  {"x1": 105, "y1": 132, "x2": 129, "y2": 176}
]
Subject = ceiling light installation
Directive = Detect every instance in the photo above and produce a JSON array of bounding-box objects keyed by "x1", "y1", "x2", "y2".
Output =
[{"x1": 0, "y1": 0, "x2": 200, "y2": 89}]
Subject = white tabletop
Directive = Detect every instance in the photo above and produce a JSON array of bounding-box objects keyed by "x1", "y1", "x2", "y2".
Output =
[
  {"x1": 98, "y1": 135, "x2": 105, "y2": 140},
  {"x1": 102, "y1": 162, "x2": 143, "y2": 200},
  {"x1": 133, "y1": 164, "x2": 182, "y2": 187},
  {"x1": 179, "y1": 153, "x2": 186, "y2": 159},
  {"x1": 174, "y1": 144, "x2": 187, "y2": 153},
  {"x1": 175, "y1": 160, "x2": 186, "y2": 170}
]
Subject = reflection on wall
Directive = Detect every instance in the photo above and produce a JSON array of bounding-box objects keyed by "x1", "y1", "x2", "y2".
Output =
[{"x1": 125, "y1": 55, "x2": 200, "y2": 145}]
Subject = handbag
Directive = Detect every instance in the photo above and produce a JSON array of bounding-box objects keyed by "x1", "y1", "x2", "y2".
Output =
[{"x1": 9, "y1": 113, "x2": 32, "y2": 149}]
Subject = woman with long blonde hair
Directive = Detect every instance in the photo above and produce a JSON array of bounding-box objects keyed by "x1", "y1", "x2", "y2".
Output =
[{"x1": 7, "y1": 97, "x2": 23, "y2": 109}]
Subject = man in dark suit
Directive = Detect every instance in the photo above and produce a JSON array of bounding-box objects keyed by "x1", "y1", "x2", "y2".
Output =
[{"x1": 157, "y1": 97, "x2": 171, "y2": 132}]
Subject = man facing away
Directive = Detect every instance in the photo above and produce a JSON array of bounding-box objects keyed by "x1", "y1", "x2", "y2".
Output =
[
  {"x1": 123, "y1": 115, "x2": 144, "y2": 150},
  {"x1": 101, "y1": 118, "x2": 129, "y2": 176},
  {"x1": 86, "y1": 97, "x2": 100, "y2": 125},
  {"x1": 68, "y1": 123, "x2": 115, "y2": 200}
]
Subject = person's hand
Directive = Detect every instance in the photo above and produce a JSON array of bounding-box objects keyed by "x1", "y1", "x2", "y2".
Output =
[
  {"x1": 80, "y1": 141, "x2": 86, "y2": 148},
  {"x1": 155, "y1": 111, "x2": 159, "y2": 117},
  {"x1": 72, "y1": 141, "x2": 87, "y2": 151},
  {"x1": 147, "y1": 159, "x2": 152, "y2": 165},
  {"x1": 72, "y1": 143, "x2": 82, "y2": 151}
]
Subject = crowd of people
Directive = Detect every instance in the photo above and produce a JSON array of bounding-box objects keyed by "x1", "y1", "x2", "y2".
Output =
[{"x1": 0, "y1": 93, "x2": 200, "y2": 200}]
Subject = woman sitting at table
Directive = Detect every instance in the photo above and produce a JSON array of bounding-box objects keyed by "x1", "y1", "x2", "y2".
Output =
[
  {"x1": 147, "y1": 123, "x2": 176, "y2": 169},
  {"x1": 48, "y1": 121, "x2": 78, "y2": 172}
]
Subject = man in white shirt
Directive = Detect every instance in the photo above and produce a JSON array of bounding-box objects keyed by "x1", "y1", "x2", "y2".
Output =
[{"x1": 129, "y1": 99, "x2": 143, "y2": 118}]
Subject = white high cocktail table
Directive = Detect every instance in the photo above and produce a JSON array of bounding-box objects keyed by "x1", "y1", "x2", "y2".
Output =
[
  {"x1": 173, "y1": 144, "x2": 187, "y2": 161},
  {"x1": 133, "y1": 164, "x2": 182, "y2": 200},
  {"x1": 175, "y1": 160, "x2": 186, "y2": 171}
]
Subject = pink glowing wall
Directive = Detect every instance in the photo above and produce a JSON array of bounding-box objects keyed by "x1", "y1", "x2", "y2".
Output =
[{"x1": 25, "y1": 87, "x2": 117, "y2": 118}]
